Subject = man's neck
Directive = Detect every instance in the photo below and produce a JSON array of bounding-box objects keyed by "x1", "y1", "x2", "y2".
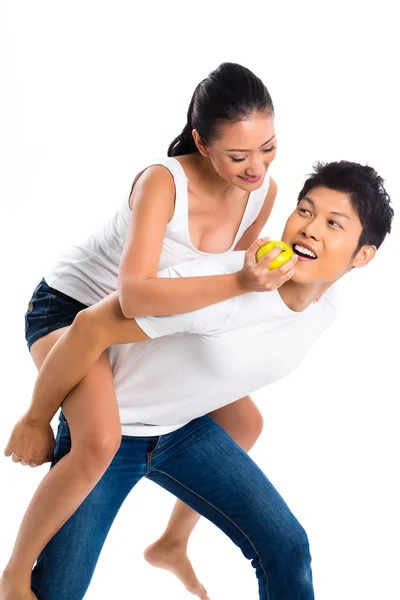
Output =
[{"x1": 278, "y1": 279, "x2": 335, "y2": 312}]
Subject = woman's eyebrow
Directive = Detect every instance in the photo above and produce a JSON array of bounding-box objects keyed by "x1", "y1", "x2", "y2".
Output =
[{"x1": 226, "y1": 135, "x2": 276, "y2": 152}]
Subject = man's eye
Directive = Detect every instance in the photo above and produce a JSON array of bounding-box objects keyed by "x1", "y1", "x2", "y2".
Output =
[
  {"x1": 329, "y1": 220, "x2": 341, "y2": 228},
  {"x1": 299, "y1": 208, "x2": 312, "y2": 216}
]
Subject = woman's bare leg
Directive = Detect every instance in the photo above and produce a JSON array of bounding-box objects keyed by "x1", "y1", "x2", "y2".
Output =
[
  {"x1": 144, "y1": 396, "x2": 264, "y2": 598},
  {"x1": 21, "y1": 292, "x2": 147, "y2": 426},
  {"x1": 0, "y1": 327, "x2": 121, "y2": 600}
]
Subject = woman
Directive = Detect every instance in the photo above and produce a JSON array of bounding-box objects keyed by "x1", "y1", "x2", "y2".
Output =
[{"x1": 1, "y1": 62, "x2": 297, "y2": 599}]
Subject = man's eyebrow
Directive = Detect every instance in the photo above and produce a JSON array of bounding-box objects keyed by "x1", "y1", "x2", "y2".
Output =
[
  {"x1": 300, "y1": 196, "x2": 351, "y2": 220},
  {"x1": 330, "y1": 210, "x2": 351, "y2": 220},
  {"x1": 226, "y1": 135, "x2": 276, "y2": 152},
  {"x1": 301, "y1": 196, "x2": 315, "y2": 207}
]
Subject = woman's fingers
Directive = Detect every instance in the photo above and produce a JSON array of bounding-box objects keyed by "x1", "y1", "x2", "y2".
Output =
[
  {"x1": 244, "y1": 236, "x2": 270, "y2": 264},
  {"x1": 239, "y1": 238, "x2": 298, "y2": 292},
  {"x1": 256, "y1": 245, "x2": 283, "y2": 267},
  {"x1": 276, "y1": 254, "x2": 298, "y2": 276}
]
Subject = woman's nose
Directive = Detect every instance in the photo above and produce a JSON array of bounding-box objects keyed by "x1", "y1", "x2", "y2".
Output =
[{"x1": 245, "y1": 157, "x2": 263, "y2": 177}]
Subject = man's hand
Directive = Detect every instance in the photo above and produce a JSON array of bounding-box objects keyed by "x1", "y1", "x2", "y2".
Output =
[{"x1": 4, "y1": 413, "x2": 56, "y2": 467}]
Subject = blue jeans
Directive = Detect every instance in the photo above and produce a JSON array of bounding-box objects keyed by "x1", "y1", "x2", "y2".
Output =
[
  {"x1": 24, "y1": 279, "x2": 88, "y2": 352},
  {"x1": 31, "y1": 414, "x2": 314, "y2": 600}
]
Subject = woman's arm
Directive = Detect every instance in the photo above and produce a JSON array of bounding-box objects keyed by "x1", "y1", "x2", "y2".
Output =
[
  {"x1": 117, "y1": 167, "x2": 279, "y2": 318},
  {"x1": 118, "y1": 166, "x2": 249, "y2": 317}
]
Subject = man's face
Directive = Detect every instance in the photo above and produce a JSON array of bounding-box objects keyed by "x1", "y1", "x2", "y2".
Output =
[{"x1": 282, "y1": 186, "x2": 372, "y2": 283}]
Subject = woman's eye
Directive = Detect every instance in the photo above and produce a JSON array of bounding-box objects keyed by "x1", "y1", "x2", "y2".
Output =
[
  {"x1": 328, "y1": 220, "x2": 341, "y2": 228},
  {"x1": 230, "y1": 146, "x2": 276, "y2": 162}
]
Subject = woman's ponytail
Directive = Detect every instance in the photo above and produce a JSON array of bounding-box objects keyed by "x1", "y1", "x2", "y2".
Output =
[
  {"x1": 168, "y1": 84, "x2": 200, "y2": 157},
  {"x1": 167, "y1": 64, "x2": 274, "y2": 157}
]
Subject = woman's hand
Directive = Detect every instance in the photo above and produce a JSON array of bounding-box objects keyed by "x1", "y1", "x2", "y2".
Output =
[
  {"x1": 237, "y1": 237, "x2": 298, "y2": 293},
  {"x1": 4, "y1": 413, "x2": 56, "y2": 467}
]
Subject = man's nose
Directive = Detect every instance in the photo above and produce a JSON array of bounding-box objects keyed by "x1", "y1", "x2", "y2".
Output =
[{"x1": 301, "y1": 219, "x2": 321, "y2": 241}]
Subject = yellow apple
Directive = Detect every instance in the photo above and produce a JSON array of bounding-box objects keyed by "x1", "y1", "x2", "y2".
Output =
[{"x1": 256, "y1": 240, "x2": 294, "y2": 270}]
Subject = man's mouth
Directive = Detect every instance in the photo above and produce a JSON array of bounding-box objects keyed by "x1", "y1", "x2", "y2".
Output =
[{"x1": 292, "y1": 243, "x2": 318, "y2": 261}]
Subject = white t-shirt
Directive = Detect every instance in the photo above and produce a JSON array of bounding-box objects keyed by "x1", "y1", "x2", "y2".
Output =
[{"x1": 108, "y1": 252, "x2": 339, "y2": 436}]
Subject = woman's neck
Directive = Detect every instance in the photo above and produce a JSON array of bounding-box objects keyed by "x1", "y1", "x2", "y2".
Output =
[{"x1": 183, "y1": 154, "x2": 244, "y2": 201}]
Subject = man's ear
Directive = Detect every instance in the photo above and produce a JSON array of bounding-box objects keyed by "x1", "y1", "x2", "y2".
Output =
[
  {"x1": 351, "y1": 245, "x2": 377, "y2": 269},
  {"x1": 192, "y1": 129, "x2": 208, "y2": 157}
]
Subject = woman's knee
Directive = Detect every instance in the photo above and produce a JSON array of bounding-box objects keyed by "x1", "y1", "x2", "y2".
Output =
[
  {"x1": 73, "y1": 300, "x2": 119, "y2": 348},
  {"x1": 71, "y1": 308, "x2": 102, "y2": 343}
]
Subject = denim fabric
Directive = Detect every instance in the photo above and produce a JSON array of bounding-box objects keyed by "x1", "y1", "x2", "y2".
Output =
[
  {"x1": 24, "y1": 279, "x2": 88, "y2": 351},
  {"x1": 32, "y1": 414, "x2": 314, "y2": 600}
]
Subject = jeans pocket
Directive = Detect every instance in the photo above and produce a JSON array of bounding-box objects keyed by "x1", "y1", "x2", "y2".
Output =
[{"x1": 45, "y1": 294, "x2": 83, "y2": 328}]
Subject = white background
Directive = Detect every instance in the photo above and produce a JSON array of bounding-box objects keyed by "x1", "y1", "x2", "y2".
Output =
[{"x1": 1, "y1": 1, "x2": 399, "y2": 599}]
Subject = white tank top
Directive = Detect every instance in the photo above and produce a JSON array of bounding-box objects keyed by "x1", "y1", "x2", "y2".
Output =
[{"x1": 45, "y1": 157, "x2": 270, "y2": 306}]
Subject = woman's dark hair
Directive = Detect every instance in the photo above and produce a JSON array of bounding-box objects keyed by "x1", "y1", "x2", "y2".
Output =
[
  {"x1": 297, "y1": 161, "x2": 394, "y2": 251},
  {"x1": 168, "y1": 62, "x2": 274, "y2": 157}
]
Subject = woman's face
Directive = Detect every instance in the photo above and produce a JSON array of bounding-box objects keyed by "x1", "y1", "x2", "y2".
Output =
[{"x1": 197, "y1": 112, "x2": 277, "y2": 191}]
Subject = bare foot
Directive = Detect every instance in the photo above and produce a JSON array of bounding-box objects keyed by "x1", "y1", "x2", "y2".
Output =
[
  {"x1": 144, "y1": 539, "x2": 210, "y2": 599},
  {"x1": 0, "y1": 574, "x2": 37, "y2": 600}
]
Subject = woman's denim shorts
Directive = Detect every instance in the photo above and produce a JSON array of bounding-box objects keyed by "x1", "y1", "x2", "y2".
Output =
[{"x1": 25, "y1": 279, "x2": 89, "y2": 352}]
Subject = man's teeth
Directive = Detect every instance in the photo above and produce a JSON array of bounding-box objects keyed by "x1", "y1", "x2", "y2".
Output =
[{"x1": 294, "y1": 244, "x2": 317, "y2": 258}]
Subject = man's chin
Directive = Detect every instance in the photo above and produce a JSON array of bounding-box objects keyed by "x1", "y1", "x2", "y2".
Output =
[{"x1": 290, "y1": 264, "x2": 317, "y2": 284}]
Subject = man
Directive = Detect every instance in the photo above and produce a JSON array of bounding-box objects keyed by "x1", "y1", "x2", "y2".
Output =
[{"x1": 2, "y1": 161, "x2": 394, "y2": 600}]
